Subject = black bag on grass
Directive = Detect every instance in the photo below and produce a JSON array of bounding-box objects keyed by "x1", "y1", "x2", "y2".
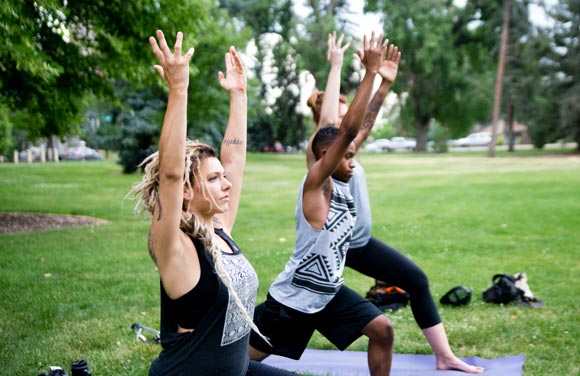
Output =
[
  {"x1": 483, "y1": 274, "x2": 523, "y2": 304},
  {"x1": 366, "y1": 283, "x2": 410, "y2": 311}
]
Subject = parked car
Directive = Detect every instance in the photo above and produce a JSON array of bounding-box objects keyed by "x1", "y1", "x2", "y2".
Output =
[
  {"x1": 388, "y1": 137, "x2": 416, "y2": 151},
  {"x1": 364, "y1": 138, "x2": 391, "y2": 152},
  {"x1": 18, "y1": 146, "x2": 44, "y2": 162},
  {"x1": 62, "y1": 146, "x2": 104, "y2": 161},
  {"x1": 451, "y1": 132, "x2": 492, "y2": 147}
]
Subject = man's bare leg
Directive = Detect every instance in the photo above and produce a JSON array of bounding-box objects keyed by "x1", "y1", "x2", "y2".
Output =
[{"x1": 361, "y1": 315, "x2": 394, "y2": 376}]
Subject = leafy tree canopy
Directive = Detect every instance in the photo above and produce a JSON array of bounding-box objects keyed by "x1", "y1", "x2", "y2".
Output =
[{"x1": 0, "y1": 0, "x2": 211, "y2": 140}]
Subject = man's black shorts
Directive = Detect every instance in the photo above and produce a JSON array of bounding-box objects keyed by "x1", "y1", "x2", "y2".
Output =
[{"x1": 250, "y1": 285, "x2": 383, "y2": 360}]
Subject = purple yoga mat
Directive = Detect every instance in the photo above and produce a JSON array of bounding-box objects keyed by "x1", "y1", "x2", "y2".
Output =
[{"x1": 263, "y1": 349, "x2": 525, "y2": 376}]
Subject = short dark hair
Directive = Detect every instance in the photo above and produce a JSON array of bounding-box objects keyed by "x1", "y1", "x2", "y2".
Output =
[{"x1": 311, "y1": 126, "x2": 339, "y2": 160}]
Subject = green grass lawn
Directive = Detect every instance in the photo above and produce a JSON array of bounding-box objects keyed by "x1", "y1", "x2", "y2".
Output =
[{"x1": 1, "y1": 150, "x2": 579, "y2": 375}]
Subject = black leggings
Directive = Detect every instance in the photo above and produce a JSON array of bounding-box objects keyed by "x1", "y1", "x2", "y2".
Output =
[
  {"x1": 247, "y1": 360, "x2": 298, "y2": 375},
  {"x1": 346, "y1": 237, "x2": 441, "y2": 329}
]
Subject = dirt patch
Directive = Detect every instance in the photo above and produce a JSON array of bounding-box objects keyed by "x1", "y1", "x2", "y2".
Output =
[{"x1": 0, "y1": 212, "x2": 110, "y2": 234}]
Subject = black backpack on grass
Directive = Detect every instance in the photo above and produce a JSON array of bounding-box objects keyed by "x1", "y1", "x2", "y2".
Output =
[{"x1": 483, "y1": 274, "x2": 524, "y2": 304}]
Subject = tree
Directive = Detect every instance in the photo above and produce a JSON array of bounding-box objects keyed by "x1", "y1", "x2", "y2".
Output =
[
  {"x1": 501, "y1": 1, "x2": 552, "y2": 150},
  {"x1": 112, "y1": 10, "x2": 253, "y2": 173},
  {"x1": 294, "y1": 0, "x2": 361, "y2": 94},
  {"x1": 1, "y1": 0, "x2": 259, "y2": 168},
  {"x1": 219, "y1": 0, "x2": 307, "y2": 149},
  {"x1": 270, "y1": 2, "x2": 306, "y2": 149},
  {"x1": 550, "y1": 0, "x2": 580, "y2": 150},
  {"x1": 487, "y1": 0, "x2": 511, "y2": 157},
  {"x1": 0, "y1": 102, "x2": 13, "y2": 157},
  {"x1": 0, "y1": 0, "x2": 211, "y2": 142},
  {"x1": 365, "y1": 0, "x2": 495, "y2": 151},
  {"x1": 116, "y1": 84, "x2": 165, "y2": 173},
  {"x1": 482, "y1": 0, "x2": 579, "y2": 151},
  {"x1": 181, "y1": 8, "x2": 253, "y2": 148}
]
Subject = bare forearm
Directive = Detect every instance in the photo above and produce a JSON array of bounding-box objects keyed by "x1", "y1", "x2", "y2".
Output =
[
  {"x1": 341, "y1": 69, "x2": 377, "y2": 138},
  {"x1": 360, "y1": 80, "x2": 391, "y2": 137},
  {"x1": 318, "y1": 65, "x2": 343, "y2": 128},
  {"x1": 221, "y1": 90, "x2": 247, "y2": 165},
  {"x1": 159, "y1": 90, "x2": 188, "y2": 178}
]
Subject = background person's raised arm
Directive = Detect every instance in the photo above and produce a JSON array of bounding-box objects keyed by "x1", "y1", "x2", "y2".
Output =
[{"x1": 306, "y1": 32, "x2": 350, "y2": 169}]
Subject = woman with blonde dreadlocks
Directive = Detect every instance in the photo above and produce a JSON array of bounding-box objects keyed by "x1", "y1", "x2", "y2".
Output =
[{"x1": 133, "y1": 30, "x2": 296, "y2": 376}]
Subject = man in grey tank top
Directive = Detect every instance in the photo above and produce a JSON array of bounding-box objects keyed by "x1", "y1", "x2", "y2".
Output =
[{"x1": 301, "y1": 30, "x2": 484, "y2": 374}]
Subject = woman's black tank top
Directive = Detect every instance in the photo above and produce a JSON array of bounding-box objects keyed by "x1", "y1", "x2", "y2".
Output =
[{"x1": 149, "y1": 229, "x2": 259, "y2": 376}]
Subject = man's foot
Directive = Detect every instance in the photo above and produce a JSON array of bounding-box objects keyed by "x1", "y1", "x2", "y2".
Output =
[{"x1": 436, "y1": 355, "x2": 484, "y2": 374}]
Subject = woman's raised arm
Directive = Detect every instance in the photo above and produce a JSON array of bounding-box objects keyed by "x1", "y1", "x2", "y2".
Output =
[
  {"x1": 216, "y1": 46, "x2": 247, "y2": 233},
  {"x1": 148, "y1": 30, "x2": 194, "y2": 266}
]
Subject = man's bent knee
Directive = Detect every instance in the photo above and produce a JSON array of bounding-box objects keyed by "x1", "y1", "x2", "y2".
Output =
[{"x1": 362, "y1": 315, "x2": 394, "y2": 345}]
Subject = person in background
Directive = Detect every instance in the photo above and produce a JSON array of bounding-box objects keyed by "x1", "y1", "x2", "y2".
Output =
[
  {"x1": 305, "y1": 31, "x2": 484, "y2": 374},
  {"x1": 131, "y1": 29, "x2": 296, "y2": 376}
]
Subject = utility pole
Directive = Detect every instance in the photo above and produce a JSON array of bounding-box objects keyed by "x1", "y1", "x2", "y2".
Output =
[{"x1": 488, "y1": 0, "x2": 511, "y2": 157}]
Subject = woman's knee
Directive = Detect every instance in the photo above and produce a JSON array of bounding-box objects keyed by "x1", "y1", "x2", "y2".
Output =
[
  {"x1": 399, "y1": 267, "x2": 430, "y2": 295},
  {"x1": 414, "y1": 269, "x2": 430, "y2": 290}
]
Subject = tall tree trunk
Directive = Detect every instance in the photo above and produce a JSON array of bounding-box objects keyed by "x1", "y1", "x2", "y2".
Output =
[
  {"x1": 576, "y1": 127, "x2": 580, "y2": 152},
  {"x1": 507, "y1": 101, "x2": 515, "y2": 152},
  {"x1": 488, "y1": 0, "x2": 511, "y2": 157},
  {"x1": 415, "y1": 117, "x2": 430, "y2": 152}
]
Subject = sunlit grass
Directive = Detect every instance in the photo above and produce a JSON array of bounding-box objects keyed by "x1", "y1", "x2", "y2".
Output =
[{"x1": 1, "y1": 149, "x2": 579, "y2": 375}]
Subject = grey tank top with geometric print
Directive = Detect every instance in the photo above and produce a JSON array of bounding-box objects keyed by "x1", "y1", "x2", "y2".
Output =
[{"x1": 269, "y1": 177, "x2": 356, "y2": 314}]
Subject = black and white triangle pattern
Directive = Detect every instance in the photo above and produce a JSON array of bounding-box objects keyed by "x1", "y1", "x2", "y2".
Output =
[{"x1": 292, "y1": 188, "x2": 355, "y2": 295}]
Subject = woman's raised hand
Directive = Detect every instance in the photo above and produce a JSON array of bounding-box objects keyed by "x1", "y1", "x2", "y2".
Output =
[
  {"x1": 149, "y1": 30, "x2": 195, "y2": 92},
  {"x1": 218, "y1": 46, "x2": 247, "y2": 93},
  {"x1": 327, "y1": 31, "x2": 350, "y2": 67}
]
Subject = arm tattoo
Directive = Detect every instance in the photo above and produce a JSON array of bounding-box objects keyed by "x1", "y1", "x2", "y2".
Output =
[
  {"x1": 222, "y1": 137, "x2": 245, "y2": 147},
  {"x1": 362, "y1": 92, "x2": 387, "y2": 132},
  {"x1": 155, "y1": 194, "x2": 163, "y2": 221}
]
